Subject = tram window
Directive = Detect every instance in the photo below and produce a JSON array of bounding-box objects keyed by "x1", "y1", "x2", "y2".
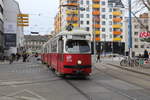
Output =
[
  {"x1": 58, "y1": 40, "x2": 63, "y2": 53},
  {"x1": 51, "y1": 40, "x2": 57, "y2": 52},
  {"x1": 66, "y1": 40, "x2": 90, "y2": 53}
]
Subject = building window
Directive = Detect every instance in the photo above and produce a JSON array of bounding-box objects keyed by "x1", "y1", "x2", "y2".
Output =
[
  {"x1": 135, "y1": 38, "x2": 138, "y2": 42},
  {"x1": 134, "y1": 45, "x2": 138, "y2": 48},
  {"x1": 141, "y1": 45, "x2": 144, "y2": 48},
  {"x1": 86, "y1": 7, "x2": 90, "y2": 12},
  {"x1": 102, "y1": 21, "x2": 106, "y2": 25},
  {"x1": 109, "y1": 28, "x2": 112, "y2": 32},
  {"x1": 87, "y1": 21, "x2": 90, "y2": 25},
  {"x1": 80, "y1": 14, "x2": 84, "y2": 18},
  {"x1": 101, "y1": 1, "x2": 105, "y2": 5},
  {"x1": 134, "y1": 32, "x2": 138, "y2": 35},
  {"x1": 86, "y1": 14, "x2": 90, "y2": 18},
  {"x1": 109, "y1": 8, "x2": 112, "y2": 12},
  {"x1": 102, "y1": 28, "x2": 105, "y2": 32},
  {"x1": 86, "y1": 0, "x2": 89, "y2": 5},
  {"x1": 109, "y1": 15, "x2": 112, "y2": 19},
  {"x1": 102, "y1": 8, "x2": 105, "y2": 12},
  {"x1": 86, "y1": 27, "x2": 90, "y2": 31},
  {"x1": 109, "y1": 21, "x2": 112, "y2": 25},
  {"x1": 102, "y1": 34, "x2": 106, "y2": 38},
  {"x1": 80, "y1": 0, "x2": 83, "y2": 5},
  {"x1": 102, "y1": 15, "x2": 105, "y2": 19},
  {"x1": 110, "y1": 34, "x2": 112, "y2": 38},
  {"x1": 80, "y1": 21, "x2": 84, "y2": 24}
]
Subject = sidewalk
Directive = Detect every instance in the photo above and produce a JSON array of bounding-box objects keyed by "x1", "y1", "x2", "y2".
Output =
[{"x1": 92, "y1": 56, "x2": 150, "y2": 76}]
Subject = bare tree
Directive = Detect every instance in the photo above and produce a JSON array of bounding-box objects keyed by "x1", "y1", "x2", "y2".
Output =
[{"x1": 140, "y1": 0, "x2": 150, "y2": 11}]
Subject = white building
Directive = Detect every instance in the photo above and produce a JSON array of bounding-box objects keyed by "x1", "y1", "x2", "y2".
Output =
[
  {"x1": 56, "y1": 0, "x2": 125, "y2": 55},
  {"x1": 3, "y1": 0, "x2": 24, "y2": 55},
  {"x1": 124, "y1": 13, "x2": 150, "y2": 56},
  {"x1": 0, "y1": 0, "x2": 4, "y2": 55}
]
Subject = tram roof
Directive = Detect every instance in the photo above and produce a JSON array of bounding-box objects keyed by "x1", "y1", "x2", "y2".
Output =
[{"x1": 57, "y1": 30, "x2": 91, "y2": 36}]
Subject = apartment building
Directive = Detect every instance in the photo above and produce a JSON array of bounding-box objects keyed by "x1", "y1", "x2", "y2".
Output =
[
  {"x1": 125, "y1": 13, "x2": 150, "y2": 56},
  {"x1": 0, "y1": 0, "x2": 4, "y2": 55},
  {"x1": 54, "y1": 0, "x2": 125, "y2": 54}
]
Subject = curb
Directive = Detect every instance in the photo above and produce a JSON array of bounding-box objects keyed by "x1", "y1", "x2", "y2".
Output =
[{"x1": 107, "y1": 63, "x2": 150, "y2": 76}]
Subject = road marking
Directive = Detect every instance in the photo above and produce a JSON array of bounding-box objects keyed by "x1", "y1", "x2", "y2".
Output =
[{"x1": 1, "y1": 89, "x2": 46, "y2": 100}]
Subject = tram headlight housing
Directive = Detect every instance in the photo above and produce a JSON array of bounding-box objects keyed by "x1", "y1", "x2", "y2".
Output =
[{"x1": 77, "y1": 60, "x2": 82, "y2": 65}]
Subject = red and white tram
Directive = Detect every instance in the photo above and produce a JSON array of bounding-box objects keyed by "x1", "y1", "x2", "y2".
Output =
[{"x1": 41, "y1": 30, "x2": 92, "y2": 76}]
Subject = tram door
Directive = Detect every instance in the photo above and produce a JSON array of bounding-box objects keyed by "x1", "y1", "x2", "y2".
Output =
[{"x1": 58, "y1": 37, "x2": 64, "y2": 73}]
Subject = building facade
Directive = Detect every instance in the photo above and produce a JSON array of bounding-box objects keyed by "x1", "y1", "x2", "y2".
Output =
[
  {"x1": 3, "y1": 0, "x2": 24, "y2": 56},
  {"x1": 125, "y1": 13, "x2": 150, "y2": 56},
  {"x1": 24, "y1": 35, "x2": 49, "y2": 53},
  {"x1": 54, "y1": 0, "x2": 125, "y2": 55},
  {"x1": 0, "y1": 0, "x2": 4, "y2": 55}
]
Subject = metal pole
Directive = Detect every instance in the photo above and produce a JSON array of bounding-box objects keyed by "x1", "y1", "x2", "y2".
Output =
[
  {"x1": 93, "y1": 18, "x2": 96, "y2": 63},
  {"x1": 59, "y1": 0, "x2": 62, "y2": 32},
  {"x1": 128, "y1": 0, "x2": 132, "y2": 58}
]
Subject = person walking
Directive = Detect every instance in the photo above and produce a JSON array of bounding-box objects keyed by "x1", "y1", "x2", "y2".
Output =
[
  {"x1": 144, "y1": 49, "x2": 149, "y2": 60},
  {"x1": 96, "y1": 54, "x2": 101, "y2": 63}
]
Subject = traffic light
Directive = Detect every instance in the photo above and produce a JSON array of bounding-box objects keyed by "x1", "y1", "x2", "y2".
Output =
[{"x1": 17, "y1": 14, "x2": 29, "y2": 27}]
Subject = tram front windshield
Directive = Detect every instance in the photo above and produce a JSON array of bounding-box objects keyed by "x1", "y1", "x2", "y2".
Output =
[{"x1": 66, "y1": 40, "x2": 90, "y2": 53}]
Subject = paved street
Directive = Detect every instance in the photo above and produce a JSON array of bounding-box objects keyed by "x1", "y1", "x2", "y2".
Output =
[{"x1": 0, "y1": 58, "x2": 150, "y2": 100}]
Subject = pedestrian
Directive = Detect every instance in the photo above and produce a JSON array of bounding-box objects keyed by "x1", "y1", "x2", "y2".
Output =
[
  {"x1": 9, "y1": 53, "x2": 15, "y2": 64},
  {"x1": 96, "y1": 54, "x2": 101, "y2": 63},
  {"x1": 22, "y1": 53, "x2": 28, "y2": 62},
  {"x1": 16, "y1": 53, "x2": 21, "y2": 61},
  {"x1": 144, "y1": 49, "x2": 149, "y2": 60}
]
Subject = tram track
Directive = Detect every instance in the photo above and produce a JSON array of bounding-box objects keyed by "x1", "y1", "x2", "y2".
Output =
[
  {"x1": 95, "y1": 64, "x2": 150, "y2": 89},
  {"x1": 94, "y1": 65, "x2": 150, "y2": 97},
  {"x1": 64, "y1": 79, "x2": 92, "y2": 100},
  {"x1": 103, "y1": 63, "x2": 150, "y2": 82}
]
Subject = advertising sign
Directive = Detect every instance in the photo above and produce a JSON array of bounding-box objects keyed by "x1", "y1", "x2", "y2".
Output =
[
  {"x1": 4, "y1": 34, "x2": 16, "y2": 47},
  {"x1": 139, "y1": 32, "x2": 150, "y2": 38},
  {"x1": 4, "y1": 22, "x2": 17, "y2": 33}
]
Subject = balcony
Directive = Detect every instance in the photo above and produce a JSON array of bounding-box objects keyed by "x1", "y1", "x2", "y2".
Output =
[
  {"x1": 95, "y1": 37, "x2": 101, "y2": 41},
  {"x1": 113, "y1": 18, "x2": 122, "y2": 22},
  {"x1": 93, "y1": 18, "x2": 100, "y2": 22},
  {"x1": 72, "y1": 23, "x2": 79, "y2": 27},
  {"x1": 65, "y1": 3, "x2": 79, "y2": 7},
  {"x1": 113, "y1": 31, "x2": 122, "y2": 35},
  {"x1": 94, "y1": 30, "x2": 101, "y2": 34},
  {"x1": 113, "y1": 37, "x2": 122, "y2": 41},
  {"x1": 92, "y1": 0, "x2": 100, "y2": 2},
  {"x1": 92, "y1": 4, "x2": 101, "y2": 8},
  {"x1": 112, "y1": 24, "x2": 122, "y2": 28},
  {"x1": 66, "y1": 16, "x2": 79, "y2": 21},
  {"x1": 66, "y1": 10, "x2": 78, "y2": 14},
  {"x1": 92, "y1": 11, "x2": 100, "y2": 15},
  {"x1": 112, "y1": 11, "x2": 122, "y2": 16},
  {"x1": 93, "y1": 24, "x2": 101, "y2": 28}
]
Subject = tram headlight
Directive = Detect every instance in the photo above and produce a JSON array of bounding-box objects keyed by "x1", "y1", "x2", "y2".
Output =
[{"x1": 77, "y1": 60, "x2": 82, "y2": 65}]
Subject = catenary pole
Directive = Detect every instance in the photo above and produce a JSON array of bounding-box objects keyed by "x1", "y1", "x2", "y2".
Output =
[{"x1": 128, "y1": 0, "x2": 132, "y2": 58}]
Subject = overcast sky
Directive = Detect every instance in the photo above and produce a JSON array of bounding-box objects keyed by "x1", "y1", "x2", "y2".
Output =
[{"x1": 15, "y1": 0, "x2": 59, "y2": 35}]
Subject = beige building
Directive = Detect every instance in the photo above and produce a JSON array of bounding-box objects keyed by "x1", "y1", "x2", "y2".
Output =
[
  {"x1": 24, "y1": 35, "x2": 49, "y2": 53},
  {"x1": 125, "y1": 13, "x2": 150, "y2": 56}
]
